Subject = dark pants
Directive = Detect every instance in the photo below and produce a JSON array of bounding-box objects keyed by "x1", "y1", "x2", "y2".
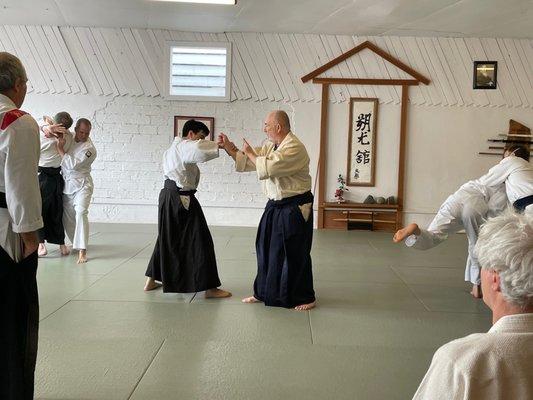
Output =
[
  {"x1": 38, "y1": 166, "x2": 66, "y2": 245},
  {"x1": 0, "y1": 246, "x2": 39, "y2": 400},
  {"x1": 146, "y1": 179, "x2": 221, "y2": 293},
  {"x1": 254, "y1": 191, "x2": 316, "y2": 308}
]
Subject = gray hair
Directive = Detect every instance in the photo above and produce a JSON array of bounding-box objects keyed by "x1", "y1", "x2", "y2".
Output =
[
  {"x1": 75, "y1": 118, "x2": 92, "y2": 131},
  {"x1": 273, "y1": 110, "x2": 291, "y2": 131},
  {"x1": 0, "y1": 52, "x2": 27, "y2": 92},
  {"x1": 54, "y1": 111, "x2": 74, "y2": 129},
  {"x1": 475, "y1": 210, "x2": 533, "y2": 308}
]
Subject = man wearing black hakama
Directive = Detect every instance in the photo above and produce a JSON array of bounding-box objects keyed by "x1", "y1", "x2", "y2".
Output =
[
  {"x1": 37, "y1": 112, "x2": 73, "y2": 257},
  {"x1": 219, "y1": 110, "x2": 316, "y2": 310},
  {"x1": 0, "y1": 52, "x2": 43, "y2": 400},
  {"x1": 145, "y1": 120, "x2": 231, "y2": 299}
]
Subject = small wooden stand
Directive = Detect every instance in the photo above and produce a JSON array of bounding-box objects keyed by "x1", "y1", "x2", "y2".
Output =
[{"x1": 323, "y1": 202, "x2": 400, "y2": 232}]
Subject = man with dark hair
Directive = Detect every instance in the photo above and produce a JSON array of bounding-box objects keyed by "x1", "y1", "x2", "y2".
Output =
[
  {"x1": 0, "y1": 51, "x2": 43, "y2": 400},
  {"x1": 37, "y1": 111, "x2": 74, "y2": 257},
  {"x1": 57, "y1": 118, "x2": 96, "y2": 264},
  {"x1": 504, "y1": 144, "x2": 530, "y2": 162},
  {"x1": 479, "y1": 144, "x2": 533, "y2": 214},
  {"x1": 219, "y1": 110, "x2": 316, "y2": 311},
  {"x1": 145, "y1": 119, "x2": 231, "y2": 299}
]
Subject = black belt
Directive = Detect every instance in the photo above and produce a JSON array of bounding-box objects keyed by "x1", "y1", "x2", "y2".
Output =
[
  {"x1": 38, "y1": 166, "x2": 62, "y2": 175},
  {"x1": 0, "y1": 192, "x2": 6, "y2": 209},
  {"x1": 163, "y1": 179, "x2": 197, "y2": 196},
  {"x1": 267, "y1": 191, "x2": 314, "y2": 209},
  {"x1": 514, "y1": 195, "x2": 533, "y2": 212}
]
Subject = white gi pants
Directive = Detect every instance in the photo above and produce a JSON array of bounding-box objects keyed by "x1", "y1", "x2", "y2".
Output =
[
  {"x1": 406, "y1": 193, "x2": 488, "y2": 285},
  {"x1": 63, "y1": 183, "x2": 93, "y2": 250}
]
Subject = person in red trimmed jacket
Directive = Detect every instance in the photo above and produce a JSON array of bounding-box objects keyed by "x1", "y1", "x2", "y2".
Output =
[{"x1": 0, "y1": 52, "x2": 43, "y2": 400}]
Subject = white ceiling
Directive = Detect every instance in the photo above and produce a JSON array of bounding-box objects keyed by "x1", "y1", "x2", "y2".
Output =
[{"x1": 1, "y1": 0, "x2": 532, "y2": 38}]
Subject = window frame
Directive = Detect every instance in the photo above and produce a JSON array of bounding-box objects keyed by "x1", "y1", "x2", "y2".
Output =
[{"x1": 164, "y1": 41, "x2": 232, "y2": 102}]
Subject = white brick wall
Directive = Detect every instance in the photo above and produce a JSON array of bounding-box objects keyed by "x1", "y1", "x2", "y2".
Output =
[
  {"x1": 23, "y1": 87, "x2": 533, "y2": 228},
  {"x1": 25, "y1": 94, "x2": 299, "y2": 226}
]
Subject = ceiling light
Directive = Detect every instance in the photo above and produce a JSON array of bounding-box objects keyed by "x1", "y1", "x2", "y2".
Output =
[{"x1": 153, "y1": 0, "x2": 236, "y2": 4}]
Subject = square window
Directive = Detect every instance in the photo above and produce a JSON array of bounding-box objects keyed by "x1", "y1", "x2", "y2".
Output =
[{"x1": 166, "y1": 41, "x2": 232, "y2": 101}]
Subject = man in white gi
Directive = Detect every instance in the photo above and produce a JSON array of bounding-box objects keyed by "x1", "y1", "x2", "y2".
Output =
[
  {"x1": 413, "y1": 210, "x2": 533, "y2": 400},
  {"x1": 57, "y1": 118, "x2": 96, "y2": 264},
  {"x1": 145, "y1": 119, "x2": 231, "y2": 298},
  {"x1": 393, "y1": 171, "x2": 508, "y2": 298},
  {"x1": 477, "y1": 145, "x2": 533, "y2": 214},
  {"x1": 37, "y1": 112, "x2": 73, "y2": 257},
  {"x1": 219, "y1": 110, "x2": 316, "y2": 311},
  {"x1": 0, "y1": 52, "x2": 43, "y2": 400}
]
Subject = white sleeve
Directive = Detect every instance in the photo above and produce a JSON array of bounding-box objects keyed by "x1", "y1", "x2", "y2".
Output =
[
  {"x1": 62, "y1": 143, "x2": 97, "y2": 171},
  {"x1": 406, "y1": 230, "x2": 447, "y2": 250},
  {"x1": 180, "y1": 139, "x2": 219, "y2": 164},
  {"x1": 477, "y1": 158, "x2": 514, "y2": 188},
  {"x1": 235, "y1": 150, "x2": 258, "y2": 172},
  {"x1": 5, "y1": 115, "x2": 43, "y2": 233}
]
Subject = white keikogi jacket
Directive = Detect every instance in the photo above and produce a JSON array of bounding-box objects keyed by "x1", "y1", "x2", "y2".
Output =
[
  {"x1": 413, "y1": 313, "x2": 533, "y2": 400},
  {"x1": 477, "y1": 154, "x2": 533, "y2": 205},
  {"x1": 39, "y1": 127, "x2": 73, "y2": 168},
  {"x1": 0, "y1": 94, "x2": 43, "y2": 261},
  {"x1": 61, "y1": 137, "x2": 97, "y2": 195},
  {"x1": 163, "y1": 137, "x2": 219, "y2": 190},
  {"x1": 235, "y1": 132, "x2": 312, "y2": 201}
]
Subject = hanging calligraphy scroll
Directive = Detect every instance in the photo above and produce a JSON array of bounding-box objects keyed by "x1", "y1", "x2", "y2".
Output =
[{"x1": 347, "y1": 98, "x2": 378, "y2": 186}]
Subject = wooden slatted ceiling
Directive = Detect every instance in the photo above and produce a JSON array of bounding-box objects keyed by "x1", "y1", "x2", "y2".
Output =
[{"x1": 0, "y1": 25, "x2": 531, "y2": 108}]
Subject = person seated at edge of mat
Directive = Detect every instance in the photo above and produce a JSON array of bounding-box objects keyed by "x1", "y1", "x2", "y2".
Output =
[{"x1": 413, "y1": 210, "x2": 533, "y2": 400}]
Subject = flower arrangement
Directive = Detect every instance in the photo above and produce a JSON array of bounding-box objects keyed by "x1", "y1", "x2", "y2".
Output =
[{"x1": 335, "y1": 174, "x2": 348, "y2": 203}]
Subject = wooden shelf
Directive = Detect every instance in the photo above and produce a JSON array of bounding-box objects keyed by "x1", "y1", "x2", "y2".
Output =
[
  {"x1": 323, "y1": 202, "x2": 399, "y2": 210},
  {"x1": 323, "y1": 203, "x2": 400, "y2": 232}
]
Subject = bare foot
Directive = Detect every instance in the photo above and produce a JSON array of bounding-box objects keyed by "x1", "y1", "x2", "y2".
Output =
[
  {"x1": 242, "y1": 296, "x2": 261, "y2": 304},
  {"x1": 295, "y1": 301, "x2": 316, "y2": 311},
  {"x1": 59, "y1": 244, "x2": 70, "y2": 256},
  {"x1": 38, "y1": 243, "x2": 47, "y2": 257},
  {"x1": 205, "y1": 288, "x2": 232, "y2": 298},
  {"x1": 470, "y1": 284, "x2": 482, "y2": 299},
  {"x1": 393, "y1": 223, "x2": 421, "y2": 243},
  {"x1": 77, "y1": 249, "x2": 87, "y2": 264},
  {"x1": 144, "y1": 277, "x2": 162, "y2": 291}
]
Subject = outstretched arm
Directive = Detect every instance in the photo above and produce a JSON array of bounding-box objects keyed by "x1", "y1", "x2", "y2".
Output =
[{"x1": 218, "y1": 133, "x2": 239, "y2": 160}]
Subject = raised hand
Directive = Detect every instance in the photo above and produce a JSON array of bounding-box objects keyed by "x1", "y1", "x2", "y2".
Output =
[
  {"x1": 219, "y1": 133, "x2": 238, "y2": 152},
  {"x1": 217, "y1": 133, "x2": 226, "y2": 149},
  {"x1": 43, "y1": 123, "x2": 67, "y2": 138},
  {"x1": 242, "y1": 138, "x2": 254, "y2": 156},
  {"x1": 50, "y1": 124, "x2": 67, "y2": 136},
  {"x1": 242, "y1": 138, "x2": 258, "y2": 164}
]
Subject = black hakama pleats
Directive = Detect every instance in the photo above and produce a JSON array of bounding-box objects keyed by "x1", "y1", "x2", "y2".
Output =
[
  {"x1": 145, "y1": 179, "x2": 221, "y2": 293},
  {"x1": 37, "y1": 166, "x2": 66, "y2": 245},
  {"x1": 254, "y1": 191, "x2": 316, "y2": 308},
  {"x1": 0, "y1": 246, "x2": 39, "y2": 400}
]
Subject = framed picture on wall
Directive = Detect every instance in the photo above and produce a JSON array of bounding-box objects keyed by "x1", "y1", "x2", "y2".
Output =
[
  {"x1": 174, "y1": 116, "x2": 215, "y2": 140},
  {"x1": 473, "y1": 61, "x2": 497, "y2": 89},
  {"x1": 347, "y1": 98, "x2": 378, "y2": 187}
]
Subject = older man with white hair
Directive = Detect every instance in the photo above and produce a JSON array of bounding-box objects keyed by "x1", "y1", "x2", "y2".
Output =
[
  {"x1": 0, "y1": 52, "x2": 43, "y2": 400},
  {"x1": 413, "y1": 210, "x2": 533, "y2": 400}
]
